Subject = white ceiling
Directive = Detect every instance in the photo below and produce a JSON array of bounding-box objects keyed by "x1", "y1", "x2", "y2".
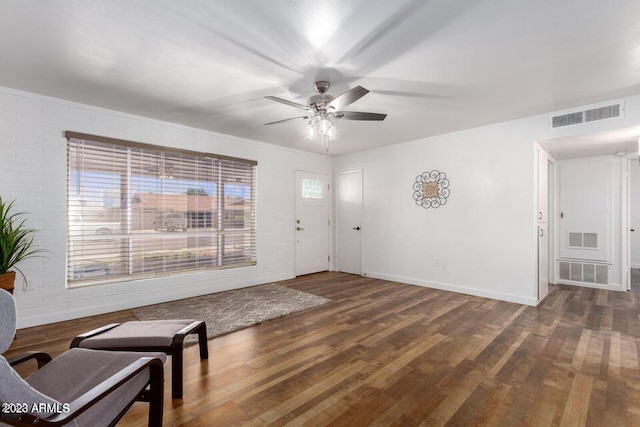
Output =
[
  {"x1": 539, "y1": 125, "x2": 640, "y2": 160},
  {"x1": 2, "y1": 0, "x2": 640, "y2": 155}
]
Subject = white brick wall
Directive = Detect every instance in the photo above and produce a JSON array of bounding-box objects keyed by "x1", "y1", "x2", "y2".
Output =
[{"x1": 0, "y1": 87, "x2": 333, "y2": 328}]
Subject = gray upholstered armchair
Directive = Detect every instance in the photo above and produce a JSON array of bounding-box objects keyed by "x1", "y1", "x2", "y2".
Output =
[{"x1": 0, "y1": 289, "x2": 166, "y2": 426}]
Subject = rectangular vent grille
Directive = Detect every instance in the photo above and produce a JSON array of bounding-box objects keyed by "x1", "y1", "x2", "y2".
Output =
[
  {"x1": 583, "y1": 233, "x2": 598, "y2": 248},
  {"x1": 551, "y1": 103, "x2": 622, "y2": 128},
  {"x1": 585, "y1": 104, "x2": 621, "y2": 122},
  {"x1": 569, "y1": 232, "x2": 583, "y2": 247},
  {"x1": 567, "y1": 232, "x2": 598, "y2": 249},
  {"x1": 552, "y1": 112, "x2": 583, "y2": 128},
  {"x1": 558, "y1": 261, "x2": 609, "y2": 285}
]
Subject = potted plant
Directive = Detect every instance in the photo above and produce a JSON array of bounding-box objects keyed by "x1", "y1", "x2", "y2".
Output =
[{"x1": 0, "y1": 197, "x2": 45, "y2": 294}]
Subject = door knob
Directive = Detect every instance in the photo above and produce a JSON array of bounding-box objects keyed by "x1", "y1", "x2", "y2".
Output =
[
  {"x1": 296, "y1": 227, "x2": 305, "y2": 231},
  {"x1": 353, "y1": 226, "x2": 361, "y2": 230}
]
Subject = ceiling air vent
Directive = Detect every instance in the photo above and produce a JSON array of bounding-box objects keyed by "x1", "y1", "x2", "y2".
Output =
[
  {"x1": 552, "y1": 111, "x2": 583, "y2": 128},
  {"x1": 551, "y1": 102, "x2": 623, "y2": 129}
]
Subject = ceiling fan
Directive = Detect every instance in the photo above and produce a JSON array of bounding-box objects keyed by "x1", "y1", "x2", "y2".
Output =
[{"x1": 264, "y1": 81, "x2": 386, "y2": 146}]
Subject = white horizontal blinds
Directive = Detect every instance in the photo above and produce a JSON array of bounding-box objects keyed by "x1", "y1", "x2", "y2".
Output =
[
  {"x1": 220, "y1": 159, "x2": 257, "y2": 265},
  {"x1": 66, "y1": 133, "x2": 257, "y2": 285},
  {"x1": 67, "y1": 139, "x2": 130, "y2": 281},
  {"x1": 129, "y1": 148, "x2": 218, "y2": 274}
]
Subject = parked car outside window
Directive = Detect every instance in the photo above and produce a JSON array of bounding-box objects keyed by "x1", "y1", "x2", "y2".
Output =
[{"x1": 154, "y1": 213, "x2": 187, "y2": 232}]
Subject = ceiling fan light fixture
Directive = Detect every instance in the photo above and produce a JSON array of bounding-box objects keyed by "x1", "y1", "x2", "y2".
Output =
[
  {"x1": 265, "y1": 81, "x2": 386, "y2": 151},
  {"x1": 307, "y1": 121, "x2": 316, "y2": 138},
  {"x1": 319, "y1": 117, "x2": 331, "y2": 136}
]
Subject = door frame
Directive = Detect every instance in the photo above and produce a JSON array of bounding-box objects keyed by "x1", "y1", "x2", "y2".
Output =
[
  {"x1": 622, "y1": 154, "x2": 637, "y2": 290},
  {"x1": 548, "y1": 156, "x2": 556, "y2": 286},
  {"x1": 293, "y1": 169, "x2": 330, "y2": 277},
  {"x1": 336, "y1": 169, "x2": 364, "y2": 275},
  {"x1": 535, "y1": 143, "x2": 556, "y2": 304}
]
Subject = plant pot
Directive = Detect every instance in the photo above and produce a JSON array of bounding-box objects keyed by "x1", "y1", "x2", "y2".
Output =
[{"x1": 0, "y1": 271, "x2": 16, "y2": 294}]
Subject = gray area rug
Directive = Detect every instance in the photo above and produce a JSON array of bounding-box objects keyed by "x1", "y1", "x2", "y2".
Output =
[{"x1": 132, "y1": 283, "x2": 331, "y2": 343}]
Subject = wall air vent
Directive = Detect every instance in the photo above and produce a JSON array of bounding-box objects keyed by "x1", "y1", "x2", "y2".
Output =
[
  {"x1": 551, "y1": 102, "x2": 624, "y2": 129},
  {"x1": 583, "y1": 233, "x2": 598, "y2": 249},
  {"x1": 558, "y1": 261, "x2": 608, "y2": 285},
  {"x1": 584, "y1": 104, "x2": 621, "y2": 122},
  {"x1": 552, "y1": 112, "x2": 583, "y2": 128},
  {"x1": 567, "y1": 232, "x2": 598, "y2": 249}
]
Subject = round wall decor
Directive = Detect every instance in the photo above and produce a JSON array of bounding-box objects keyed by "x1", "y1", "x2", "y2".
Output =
[{"x1": 413, "y1": 170, "x2": 450, "y2": 209}]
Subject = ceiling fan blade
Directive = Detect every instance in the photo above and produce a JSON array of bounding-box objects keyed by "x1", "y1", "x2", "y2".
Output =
[
  {"x1": 372, "y1": 89, "x2": 454, "y2": 99},
  {"x1": 336, "y1": 111, "x2": 387, "y2": 121},
  {"x1": 264, "y1": 116, "x2": 309, "y2": 125},
  {"x1": 328, "y1": 86, "x2": 369, "y2": 111},
  {"x1": 265, "y1": 96, "x2": 314, "y2": 112}
]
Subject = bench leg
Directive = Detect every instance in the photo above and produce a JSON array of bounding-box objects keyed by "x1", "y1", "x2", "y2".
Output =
[
  {"x1": 171, "y1": 350, "x2": 183, "y2": 399},
  {"x1": 196, "y1": 323, "x2": 209, "y2": 360}
]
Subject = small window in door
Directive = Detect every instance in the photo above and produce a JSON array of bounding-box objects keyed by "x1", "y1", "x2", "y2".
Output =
[{"x1": 302, "y1": 178, "x2": 324, "y2": 199}]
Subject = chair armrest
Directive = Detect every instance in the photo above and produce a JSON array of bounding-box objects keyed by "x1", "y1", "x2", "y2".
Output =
[
  {"x1": 6, "y1": 356, "x2": 164, "y2": 427},
  {"x1": 172, "y1": 320, "x2": 204, "y2": 346},
  {"x1": 7, "y1": 352, "x2": 52, "y2": 369},
  {"x1": 69, "y1": 323, "x2": 121, "y2": 348}
]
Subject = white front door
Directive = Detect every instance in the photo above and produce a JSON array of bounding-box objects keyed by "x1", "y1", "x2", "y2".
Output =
[
  {"x1": 295, "y1": 171, "x2": 329, "y2": 276},
  {"x1": 337, "y1": 170, "x2": 363, "y2": 275}
]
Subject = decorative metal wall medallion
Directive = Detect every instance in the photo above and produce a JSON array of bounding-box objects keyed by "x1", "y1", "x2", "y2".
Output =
[{"x1": 413, "y1": 170, "x2": 450, "y2": 209}]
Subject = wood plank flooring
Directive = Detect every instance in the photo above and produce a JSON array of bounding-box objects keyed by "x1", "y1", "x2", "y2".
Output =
[{"x1": 7, "y1": 271, "x2": 640, "y2": 426}]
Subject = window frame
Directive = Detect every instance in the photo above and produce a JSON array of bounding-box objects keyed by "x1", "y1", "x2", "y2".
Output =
[{"x1": 65, "y1": 131, "x2": 257, "y2": 287}]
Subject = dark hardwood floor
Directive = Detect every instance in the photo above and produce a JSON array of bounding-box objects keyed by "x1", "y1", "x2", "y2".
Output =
[{"x1": 7, "y1": 271, "x2": 640, "y2": 426}]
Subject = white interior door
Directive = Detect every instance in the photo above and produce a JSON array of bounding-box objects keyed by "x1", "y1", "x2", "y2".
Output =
[
  {"x1": 337, "y1": 170, "x2": 363, "y2": 275},
  {"x1": 558, "y1": 160, "x2": 611, "y2": 262},
  {"x1": 295, "y1": 171, "x2": 329, "y2": 276},
  {"x1": 538, "y1": 224, "x2": 549, "y2": 300},
  {"x1": 630, "y1": 160, "x2": 640, "y2": 269},
  {"x1": 537, "y1": 148, "x2": 550, "y2": 301}
]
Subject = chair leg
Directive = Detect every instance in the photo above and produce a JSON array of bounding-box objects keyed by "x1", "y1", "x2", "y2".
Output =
[
  {"x1": 171, "y1": 349, "x2": 183, "y2": 399},
  {"x1": 148, "y1": 360, "x2": 164, "y2": 427},
  {"x1": 196, "y1": 322, "x2": 209, "y2": 360}
]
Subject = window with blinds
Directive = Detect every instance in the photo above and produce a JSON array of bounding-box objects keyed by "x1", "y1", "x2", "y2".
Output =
[{"x1": 66, "y1": 132, "x2": 257, "y2": 286}]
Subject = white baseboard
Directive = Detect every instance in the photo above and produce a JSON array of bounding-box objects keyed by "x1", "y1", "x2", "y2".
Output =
[
  {"x1": 363, "y1": 271, "x2": 537, "y2": 306},
  {"x1": 631, "y1": 263, "x2": 640, "y2": 269},
  {"x1": 555, "y1": 280, "x2": 623, "y2": 291}
]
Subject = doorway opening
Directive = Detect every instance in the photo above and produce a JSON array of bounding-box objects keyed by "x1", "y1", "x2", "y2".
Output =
[{"x1": 538, "y1": 125, "x2": 640, "y2": 292}]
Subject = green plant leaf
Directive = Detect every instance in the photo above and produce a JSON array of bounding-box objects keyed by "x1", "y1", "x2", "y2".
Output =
[{"x1": 0, "y1": 196, "x2": 47, "y2": 276}]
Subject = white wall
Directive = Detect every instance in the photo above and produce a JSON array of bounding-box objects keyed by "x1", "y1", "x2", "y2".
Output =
[
  {"x1": 334, "y1": 96, "x2": 640, "y2": 306},
  {"x1": 4, "y1": 87, "x2": 640, "y2": 326},
  {"x1": 0, "y1": 87, "x2": 332, "y2": 328}
]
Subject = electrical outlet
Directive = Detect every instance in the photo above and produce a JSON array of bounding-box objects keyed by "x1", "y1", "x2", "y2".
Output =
[
  {"x1": 433, "y1": 258, "x2": 440, "y2": 267},
  {"x1": 441, "y1": 259, "x2": 446, "y2": 268}
]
